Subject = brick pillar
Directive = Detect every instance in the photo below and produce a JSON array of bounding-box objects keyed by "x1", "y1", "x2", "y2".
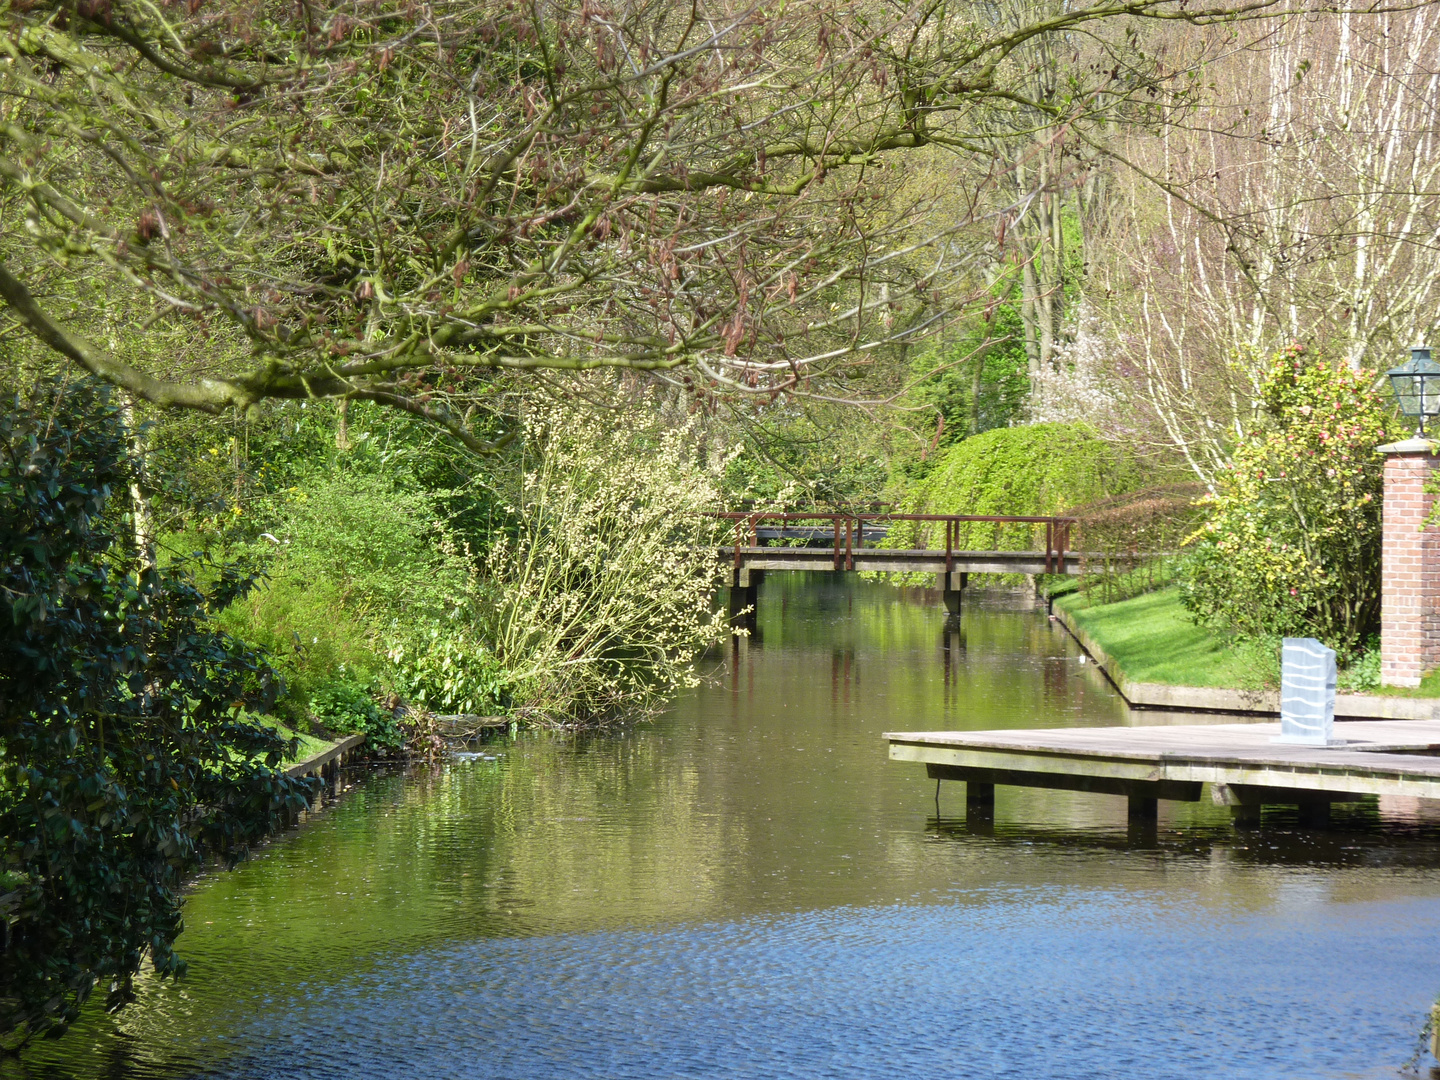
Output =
[{"x1": 1379, "y1": 437, "x2": 1440, "y2": 686}]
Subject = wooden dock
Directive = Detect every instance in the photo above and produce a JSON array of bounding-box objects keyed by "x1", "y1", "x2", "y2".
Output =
[{"x1": 886, "y1": 720, "x2": 1440, "y2": 826}]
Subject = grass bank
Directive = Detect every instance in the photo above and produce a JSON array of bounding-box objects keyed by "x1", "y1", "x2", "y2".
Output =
[
  {"x1": 1053, "y1": 587, "x2": 1277, "y2": 690},
  {"x1": 251, "y1": 716, "x2": 346, "y2": 766},
  {"x1": 1053, "y1": 586, "x2": 1440, "y2": 697}
]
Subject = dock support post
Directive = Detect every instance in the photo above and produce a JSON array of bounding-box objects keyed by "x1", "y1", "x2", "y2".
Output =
[
  {"x1": 1127, "y1": 796, "x2": 1158, "y2": 822},
  {"x1": 729, "y1": 567, "x2": 759, "y2": 624},
  {"x1": 966, "y1": 781, "x2": 995, "y2": 816}
]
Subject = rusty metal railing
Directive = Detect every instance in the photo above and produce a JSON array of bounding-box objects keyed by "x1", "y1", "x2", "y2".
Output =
[{"x1": 709, "y1": 512, "x2": 1078, "y2": 575}]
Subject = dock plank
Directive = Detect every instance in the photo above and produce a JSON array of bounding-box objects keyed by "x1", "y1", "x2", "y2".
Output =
[{"x1": 886, "y1": 720, "x2": 1440, "y2": 803}]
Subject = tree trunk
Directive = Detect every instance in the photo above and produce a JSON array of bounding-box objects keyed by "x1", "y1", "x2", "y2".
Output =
[{"x1": 120, "y1": 395, "x2": 156, "y2": 570}]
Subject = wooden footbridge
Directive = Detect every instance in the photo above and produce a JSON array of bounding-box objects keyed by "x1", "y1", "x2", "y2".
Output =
[{"x1": 716, "y1": 511, "x2": 1083, "y2": 618}]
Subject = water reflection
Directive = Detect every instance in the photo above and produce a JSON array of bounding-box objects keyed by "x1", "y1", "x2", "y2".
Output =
[{"x1": 14, "y1": 574, "x2": 1440, "y2": 1080}]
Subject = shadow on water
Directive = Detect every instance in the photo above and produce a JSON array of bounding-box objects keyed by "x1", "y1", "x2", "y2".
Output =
[
  {"x1": 12, "y1": 574, "x2": 1440, "y2": 1080},
  {"x1": 925, "y1": 802, "x2": 1440, "y2": 871}
]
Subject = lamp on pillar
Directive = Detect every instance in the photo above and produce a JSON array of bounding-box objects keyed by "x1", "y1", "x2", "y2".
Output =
[
  {"x1": 1385, "y1": 346, "x2": 1440, "y2": 436},
  {"x1": 1378, "y1": 344, "x2": 1440, "y2": 687}
]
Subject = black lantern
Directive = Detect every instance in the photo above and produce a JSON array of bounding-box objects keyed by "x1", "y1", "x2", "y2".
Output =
[{"x1": 1387, "y1": 346, "x2": 1440, "y2": 436}]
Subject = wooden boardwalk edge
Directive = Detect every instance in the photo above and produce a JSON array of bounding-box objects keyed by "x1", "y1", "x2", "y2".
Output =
[{"x1": 885, "y1": 720, "x2": 1440, "y2": 803}]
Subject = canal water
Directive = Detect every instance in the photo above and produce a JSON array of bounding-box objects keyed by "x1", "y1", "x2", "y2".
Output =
[{"x1": 16, "y1": 576, "x2": 1440, "y2": 1080}]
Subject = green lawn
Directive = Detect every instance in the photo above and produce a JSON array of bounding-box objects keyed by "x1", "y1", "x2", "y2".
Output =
[
  {"x1": 1054, "y1": 586, "x2": 1440, "y2": 696},
  {"x1": 1054, "y1": 587, "x2": 1278, "y2": 690},
  {"x1": 1365, "y1": 669, "x2": 1440, "y2": 697}
]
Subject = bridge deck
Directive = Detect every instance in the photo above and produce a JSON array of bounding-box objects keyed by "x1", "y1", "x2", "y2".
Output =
[
  {"x1": 721, "y1": 546, "x2": 1098, "y2": 576},
  {"x1": 886, "y1": 720, "x2": 1440, "y2": 807}
]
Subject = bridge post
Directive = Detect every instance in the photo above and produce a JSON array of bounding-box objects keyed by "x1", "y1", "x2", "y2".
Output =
[
  {"x1": 729, "y1": 566, "x2": 760, "y2": 623},
  {"x1": 937, "y1": 571, "x2": 968, "y2": 626}
]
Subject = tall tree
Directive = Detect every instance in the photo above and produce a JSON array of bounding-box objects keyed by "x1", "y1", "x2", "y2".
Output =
[
  {"x1": 0, "y1": 0, "x2": 1306, "y2": 448},
  {"x1": 1091, "y1": 7, "x2": 1440, "y2": 482}
]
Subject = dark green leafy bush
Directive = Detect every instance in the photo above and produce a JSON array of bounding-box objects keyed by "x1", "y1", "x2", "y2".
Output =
[
  {"x1": 0, "y1": 378, "x2": 313, "y2": 1046},
  {"x1": 217, "y1": 468, "x2": 476, "y2": 722},
  {"x1": 386, "y1": 629, "x2": 514, "y2": 717},
  {"x1": 309, "y1": 680, "x2": 404, "y2": 751}
]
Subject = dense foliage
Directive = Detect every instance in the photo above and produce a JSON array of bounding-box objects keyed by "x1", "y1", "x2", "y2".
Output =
[
  {"x1": 720, "y1": 403, "x2": 890, "y2": 510},
  {"x1": 0, "y1": 379, "x2": 313, "y2": 1045},
  {"x1": 216, "y1": 464, "x2": 481, "y2": 724},
  {"x1": 1180, "y1": 350, "x2": 1397, "y2": 657},
  {"x1": 881, "y1": 423, "x2": 1154, "y2": 555},
  {"x1": 903, "y1": 304, "x2": 1032, "y2": 453},
  {"x1": 483, "y1": 396, "x2": 730, "y2": 723}
]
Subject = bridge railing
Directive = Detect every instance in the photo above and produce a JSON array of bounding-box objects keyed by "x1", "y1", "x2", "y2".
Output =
[{"x1": 709, "y1": 512, "x2": 1078, "y2": 574}]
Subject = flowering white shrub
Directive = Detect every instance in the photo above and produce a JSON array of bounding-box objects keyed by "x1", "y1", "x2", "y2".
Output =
[
  {"x1": 483, "y1": 396, "x2": 732, "y2": 724},
  {"x1": 1026, "y1": 305, "x2": 1129, "y2": 431}
]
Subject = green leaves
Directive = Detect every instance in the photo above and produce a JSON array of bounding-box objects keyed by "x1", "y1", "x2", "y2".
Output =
[
  {"x1": 0, "y1": 377, "x2": 315, "y2": 1047},
  {"x1": 309, "y1": 678, "x2": 405, "y2": 751},
  {"x1": 1180, "y1": 350, "x2": 1396, "y2": 659},
  {"x1": 386, "y1": 630, "x2": 513, "y2": 718}
]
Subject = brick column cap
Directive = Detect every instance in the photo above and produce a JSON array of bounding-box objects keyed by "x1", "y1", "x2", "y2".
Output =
[{"x1": 1378, "y1": 436, "x2": 1440, "y2": 455}]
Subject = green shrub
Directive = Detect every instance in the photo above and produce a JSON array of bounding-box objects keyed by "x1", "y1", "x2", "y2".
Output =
[
  {"x1": 894, "y1": 422, "x2": 1151, "y2": 543},
  {"x1": 1338, "y1": 640, "x2": 1382, "y2": 692},
  {"x1": 309, "y1": 679, "x2": 405, "y2": 751},
  {"x1": 1179, "y1": 348, "x2": 1397, "y2": 659},
  {"x1": 386, "y1": 628, "x2": 513, "y2": 716},
  {"x1": 269, "y1": 469, "x2": 475, "y2": 622},
  {"x1": 309, "y1": 680, "x2": 381, "y2": 734},
  {"x1": 218, "y1": 468, "x2": 477, "y2": 720},
  {"x1": 216, "y1": 575, "x2": 382, "y2": 726},
  {"x1": 0, "y1": 378, "x2": 311, "y2": 1043},
  {"x1": 482, "y1": 395, "x2": 729, "y2": 723},
  {"x1": 876, "y1": 423, "x2": 1158, "y2": 583}
]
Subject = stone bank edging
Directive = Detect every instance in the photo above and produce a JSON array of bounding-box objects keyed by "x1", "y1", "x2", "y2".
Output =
[
  {"x1": 286, "y1": 732, "x2": 367, "y2": 778},
  {"x1": 1048, "y1": 606, "x2": 1440, "y2": 721}
]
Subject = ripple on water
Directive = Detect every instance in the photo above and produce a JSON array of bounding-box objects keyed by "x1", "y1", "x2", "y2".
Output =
[{"x1": 190, "y1": 892, "x2": 1437, "y2": 1080}]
